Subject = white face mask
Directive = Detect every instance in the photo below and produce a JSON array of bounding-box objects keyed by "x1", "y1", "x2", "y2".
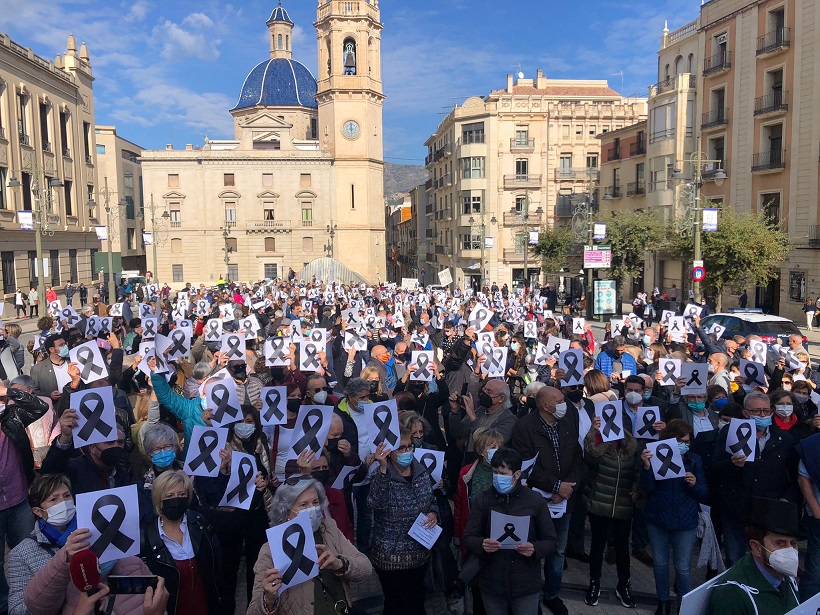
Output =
[
  {"x1": 299, "y1": 505, "x2": 324, "y2": 533},
  {"x1": 765, "y1": 546, "x2": 799, "y2": 577},
  {"x1": 553, "y1": 402, "x2": 567, "y2": 419},
  {"x1": 774, "y1": 404, "x2": 794, "y2": 418},
  {"x1": 624, "y1": 391, "x2": 643, "y2": 407},
  {"x1": 233, "y1": 423, "x2": 255, "y2": 440},
  {"x1": 43, "y1": 500, "x2": 76, "y2": 528},
  {"x1": 313, "y1": 390, "x2": 328, "y2": 404}
]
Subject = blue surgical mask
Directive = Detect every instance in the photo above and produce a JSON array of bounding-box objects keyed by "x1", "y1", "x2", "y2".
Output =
[
  {"x1": 510, "y1": 342, "x2": 519, "y2": 352},
  {"x1": 151, "y1": 449, "x2": 176, "y2": 469},
  {"x1": 644, "y1": 390, "x2": 652, "y2": 401},
  {"x1": 642, "y1": 335, "x2": 652, "y2": 346},
  {"x1": 200, "y1": 396, "x2": 208, "y2": 410},
  {"x1": 395, "y1": 452, "x2": 414, "y2": 467},
  {"x1": 713, "y1": 397, "x2": 729, "y2": 410},
  {"x1": 753, "y1": 415, "x2": 772, "y2": 430},
  {"x1": 677, "y1": 442, "x2": 689, "y2": 455},
  {"x1": 687, "y1": 401, "x2": 706, "y2": 413},
  {"x1": 493, "y1": 474, "x2": 515, "y2": 494},
  {"x1": 485, "y1": 448, "x2": 497, "y2": 462},
  {"x1": 59, "y1": 345, "x2": 70, "y2": 358},
  {"x1": 100, "y1": 560, "x2": 116, "y2": 578}
]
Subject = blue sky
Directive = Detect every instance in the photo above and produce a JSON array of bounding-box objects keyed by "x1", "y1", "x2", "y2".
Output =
[{"x1": 2, "y1": 0, "x2": 700, "y2": 163}]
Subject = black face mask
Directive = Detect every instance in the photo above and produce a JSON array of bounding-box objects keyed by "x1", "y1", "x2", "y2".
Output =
[
  {"x1": 479, "y1": 392, "x2": 494, "y2": 408},
  {"x1": 566, "y1": 389, "x2": 584, "y2": 403},
  {"x1": 326, "y1": 437, "x2": 341, "y2": 452},
  {"x1": 411, "y1": 437, "x2": 424, "y2": 449},
  {"x1": 99, "y1": 446, "x2": 125, "y2": 468},
  {"x1": 526, "y1": 398, "x2": 537, "y2": 410},
  {"x1": 287, "y1": 399, "x2": 302, "y2": 414},
  {"x1": 396, "y1": 352, "x2": 411, "y2": 362},
  {"x1": 161, "y1": 497, "x2": 189, "y2": 522},
  {"x1": 311, "y1": 470, "x2": 330, "y2": 485},
  {"x1": 369, "y1": 381, "x2": 379, "y2": 393},
  {"x1": 230, "y1": 363, "x2": 247, "y2": 380}
]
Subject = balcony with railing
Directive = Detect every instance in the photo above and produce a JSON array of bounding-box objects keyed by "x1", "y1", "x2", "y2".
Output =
[
  {"x1": 649, "y1": 128, "x2": 675, "y2": 144},
  {"x1": 701, "y1": 108, "x2": 729, "y2": 130},
  {"x1": 18, "y1": 132, "x2": 30, "y2": 147},
  {"x1": 442, "y1": 173, "x2": 452, "y2": 187},
  {"x1": 42, "y1": 140, "x2": 52, "y2": 153},
  {"x1": 809, "y1": 225, "x2": 820, "y2": 247},
  {"x1": 605, "y1": 185, "x2": 622, "y2": 198},
  {"x1": 702, "y1": 161, "x2": 728, "y2": 180},
  {"x1": 757, "y1": 28, "x2": 790, "y2": 56},
  {"x1": 503, "y1": 209, "x2": 544, "y2": 226},
  {"x1": 606, "y1": 146, "x2": 621, "y2": 162},
  {"x1": 85, "y1": 154, "x2": 93, "y2": 165},
  {"x1": 62, "y1": 146, "x2": 71, "y2": 158},
  {"x1": 752, "y1": 150, "x2": 786, "y2": 173},
  {"x1": 170, "y1": 221, "x2": 182, "y2": 228},
  {"x1": 648, "y1": 73, "x2": 697, "y2": 98},
  {"x1": 553, "y1": 168, "x2": 599, "y2": 181},
  {"x1": 425, "y1": 203, "x2": 433, "y2": 214},
  {"x1": 626, "y1": 180, "x2": 646, "y2": 196},
  {"x1": 703, "y1": 51, "x2": 731, "y2": 77},
  {"x1": 629, "y1": 141, "x2": 646, "y2": 157},
  {"x1": 754, "y1": 92, "x2": 788, "y2": 116},
  {"x1": 425, "y1": 178, "x2": 433, "y2": 191},
  {"x1": 425, "y1": 228, "x2": 434, "y2": 238},
  {"x1": 503, "y1": 174, "x2": 542, "y2": 189},
  {"x1": 0, "y1": 127, "x2": 5, "y2": 140},
  {"x1": 510, "y1": 138, "x2": 535, "y2": 153},
  {"x1": 246, "y1": 220, "x2": 291, "y2": 232}
]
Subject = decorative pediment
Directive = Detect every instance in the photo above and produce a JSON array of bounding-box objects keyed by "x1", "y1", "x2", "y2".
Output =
[
  {"x1": 162, "y1": 191, "x2": 186, "y2": 200},
  {"x1": 218, "y1": 190, "x2": 241, "y2": 200},
  {"x1": 251, "y1": 131, "x2": 282, "y2": 143},
  {"x1": 295, "y1": 190, "x2": 317, "y2": 199},
  {"x1": 241, "y1": 112, "x2": 292, "y2": 129},
  {"x1": 257, "y1": 190, "x2": 280, "y2": 200}
]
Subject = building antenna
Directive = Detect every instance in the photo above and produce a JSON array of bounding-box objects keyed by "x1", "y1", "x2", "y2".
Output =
[
  {"x1": 612, "y1": 70, "x2": 624, "y2": 93},
  {"x1": 511, "y1": 63, "x2": 524, "y2": 79}
]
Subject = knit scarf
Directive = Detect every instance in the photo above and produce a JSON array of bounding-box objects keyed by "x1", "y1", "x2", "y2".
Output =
[{"x1": 39, "y1": 517, "x2": 78, "y2": 548}]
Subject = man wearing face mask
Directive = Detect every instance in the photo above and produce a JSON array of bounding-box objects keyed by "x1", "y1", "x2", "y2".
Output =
[
  {"x1": 448, "y1": 380, "x2": 517, "y2": 457},
  {"x1": 229, "y1": 359, "x2": 262, "y2": 410},
  {"x1": 594, "y1": 335, "x2": 637, "y2": 381},
  {"x1": 511, "y1": 386, "x2": 583, "y2": 615},
  {"x1": 707, "y1": 497, "x2": 800, "y2": 614},
  {"x1": 31, "y1": 335, "x2": 71, "y2": 402},
  {"x1": 391, "y1": 341, "x2": 410, "y2": 380},
  {"x1": 712, "y1": 391, "x2": 796, "y2": 566},
  {"x1": 366, "y1": 345, "x2": 396, "y2": 393},
  {"x1": 707, "y1": 352, "x2": 731, "y2": 395}
]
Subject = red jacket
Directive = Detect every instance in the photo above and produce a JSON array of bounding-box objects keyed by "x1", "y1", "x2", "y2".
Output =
[
  {"x1": 454, "y1": 460, "x2": 480, "y2": 555},
  {"x1": 326, "y1": 486, "x2": 354, "y2": 543}
]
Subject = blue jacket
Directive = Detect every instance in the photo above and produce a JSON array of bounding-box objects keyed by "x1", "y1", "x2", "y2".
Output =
[
  {"x1": 640, "y1": 450, "x2": 708, "y2": 531},
  {"x1": 151, "y1": 372, "x2": 207, "y2": 456},
  {"x1": 594, "y1": 348, "x2": 637, "y2": 377}
]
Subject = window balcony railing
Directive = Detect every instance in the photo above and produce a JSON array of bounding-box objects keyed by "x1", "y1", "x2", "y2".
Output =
[
  {"x1": 42, "y1": 140, "x2": 52, "y2": 153},
  {"x1": 19, "y1": 132, "x2": 30, "y2": 147},
  {"x1": 442, "y1": 173, "x2": 452, "y2": 187},
  {"x1": 247, "y1": 220, "x2": 291, "y2": 231},
  {"x1": 702, "y1": 161, "x2": 728, "y2": 179},
  {"x1": 703, "y1": 51, "x2": 732, "y2": 77},
  {"x1": 503, "y1": 210, "x2": 543, "y2": 225},
  {"x1": 85, "y1": 154, "x2": 93, "y2": 164},
  {"x1": 752, "y1": 149, "x2": 786, "y2": 172},
  {"x1": 701, "y1": 109, "x2": 729, "y2": 130},
  {"x1": 170, "y1": 221, "x2": 182, "y2": 228},
  {"x1": 605, "y1": 185, "x2": 622, "y2": 198},
  {"x1": 62, "y1": 146, "x2": 71, "y2": 158},
  {"x1": 554, "y1": 168, "x2": 600, "y2": 181},
  {"x1": 425, "y1": 178, "x2": 433, "y2": 191},
  {"x1": 629, "y1": 141, "x2": 646, "y2": 157},
  {"x1": 757, "y1": 28, "x2": 790, "y2": 56},
  {"x1": 649, "y1": 129, "x2": 675, "y2": 144},
  {"x1": 460, "y1": 133, "x2": 486, "y2": 145},
  {"x1": 754, "y1": 92, "x2": 788, "y2": 116},
  {"x1": 0, "y1": 127, "x2": 5, "y2": 140},
  {"x1": 809, "y1": 225, "x2": 820, "y2": 247},
  {"x1": 425, "y1": 203, "x2": 433, "y2": 214},
  {"x1": 300, "y1": 220, "x2": 313, "y2": 227},
  {"x1": 648, "y1": 74, "x2": 697, "y2": 98},
  {"x1": 503, "y1": 174, "x2": 542, "y2": 188},
  {"x1": 510, "y1": 138, "x2": 535, "y2": 152},
  {"x1": 607, "y1": 146, "x2": 621, "y2": 162},
  {"x1": 626, "y1": 180, "x2": 646, "y2": 196}
]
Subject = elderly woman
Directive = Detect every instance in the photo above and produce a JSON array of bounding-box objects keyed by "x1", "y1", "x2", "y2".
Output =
[
  {"x1": 369, "y1": 424, "x2": 439, "y2": 615},
  {"x1": 142, "y1": 470, "x2": 224, "y2": 615},
  {"x1": 360, "y1": 364, "x2": 388, "y2": 401},
  {"x1": 183, "y1": 360, "x2": 217, "y2": 400},
  {"x1": 247, "y1": 478, "x2": 372, "y2": 615},
  {"x1": 137, "y1": 423, "x2": 184, "y2": 524},
  {"x1": 14, "y1": 474, "x2": 163, "y2": 615}
]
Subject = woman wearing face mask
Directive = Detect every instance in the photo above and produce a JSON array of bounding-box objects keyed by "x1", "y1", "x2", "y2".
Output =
[
  {"x1": 368, "y1": 426, "x2": 439, "y2": 615},
  {"x1": 16, "y1": 474, "x2": 163, "y2": 615},
  {"x1": 505, "y1": 334, "x2": 528, "y2": 398},
  {"x1": 769, "y1": 389, "x2": 813, "y2": 442},
  {"x1": 359, "y1": 365, "x2": 388, "y2": 402},
  {"x1": 150, "y1": 367, "x2": 214, "y2": 458},
  {"x1": 248, "y1": 478, "x2": 372, "y2": 615},
  {"x1": 142, "y1": 470, "x2": 225, "y2": 615},
  {"x1": 136, "y1": 423, "x2": 186, "y2": 525},
  {"x1": 640, "y1": 420, "x2": 708, "y2": 615},
  {"x1": 394, "y1": 357, "x2": 450, "y2": 450}
]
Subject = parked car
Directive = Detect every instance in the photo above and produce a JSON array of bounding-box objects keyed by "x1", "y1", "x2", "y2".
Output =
[{"x1": 700, "y1": 310, "x2": 806, "y2": 344}]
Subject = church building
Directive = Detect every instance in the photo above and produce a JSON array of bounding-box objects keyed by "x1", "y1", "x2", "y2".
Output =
[{"x1": 140, "y1": 0, "x2": 385, "y2": 285}]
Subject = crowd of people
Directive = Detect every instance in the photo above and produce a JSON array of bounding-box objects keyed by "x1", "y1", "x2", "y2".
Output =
[{"x1": 0, "y1": 276, "x2": 817, "y2": 615}]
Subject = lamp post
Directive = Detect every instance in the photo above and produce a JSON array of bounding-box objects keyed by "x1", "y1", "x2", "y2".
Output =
[
  {"x1": 571, "y1": 167, "x2": 601, "y2": 318},
  {"x1": 326, "y1": 222, "x2": 337, "y2": 259},
  {"x1": 221, "y1": 227, "x2": 233, "y2": 281},
  {"x1": 140, "y1": 194, "x2": 169, "y2": 287},
  {"x1": 87, "y1": 176, "x2": 127, "y2": 305},
  {"x1": 671, "y1": 141, "x2": 726, "y2": 299},
  {"x1": 507, "y1": 193, "x2": 543, "y2": 291},
  {"x1": 7, "y1": 154, "x2": 62, "y2": 310},
  {"x1": 468, "y1": 200, "x2": 496, "y2": 290}
]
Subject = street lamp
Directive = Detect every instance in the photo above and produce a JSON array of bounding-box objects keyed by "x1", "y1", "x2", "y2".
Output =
[
  {"x1": 571, "y1": 168, "x2": 601, "y2": 317},
  {"x1": 468, "y1": 206, "x2": 497, "y2": 290},
  {"x1": 88, "y1": 176, "x2": 127, "y2": 305},
  {"x1": 672, "y1": 141, "x2": 726, "y2": 299},
  {"x1": 326, "y1": 222, "x2": 338, "y2": 259},
  {"x1": 508, "y1": 196, "x2": 543, "y2": 290},
  {"x1": 139, "y1": 194, "x2": 170, "y2": 287},
  {"x1": 221, "y1": 227, "x2": 234, "y2": 281}
]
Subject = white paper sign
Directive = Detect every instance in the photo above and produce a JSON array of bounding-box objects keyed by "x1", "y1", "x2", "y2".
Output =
[
  {"x1": 725, "y1": 418, "x2": 757, "y2": 462},
  {"x1": 572, "y1": 318, "x2": 586, "y2": 335},
  {"x1": 260, "y1": 386, "x2": 288, "y2": 426},
  {"x1": 363, "y1": 399, "x2": 400, "y2": 450},
  {"x1": 343, "y1": 330, "x2": 367, "y2": 352},
  {"x1": 410, "y1": 350, "x2": 435, "y2": 382},
  {"x1": 520, "y1": 453, "x2": 539, "y2": 486},
  {"x1": 481, "y1": 346, "x2": 508, "y2": 378},
  {"x1": 534, "y1": 343, "x2": 550, "y2": 366},
  {"x1": 299, "y1": 340, "x2": 325, "y2": 371},
  {"x1": 218, "y1": 451, "x2": 258, "y2": 509},
  {"x1": 490, "y1": 512, "x2": 529, "y2": 549},
  {"x1": 407, "y1": 512, "x2": 442, "y2": 550},
  {"x1": 634, "y1": 406, "x2": 661, "y2": 440},
  {"x1": 548, "y1": 499, "x2": 567, "y2": 518},
  {"x1": 76, "y1": 485, "x2": 141, "y2": 564},
  {"x1": 206, "y1": 378, "x2": 243, "y2": 427},
  {"x1": 668, "y1": 316, "x2": 687, "y2": 340},
  {"x1": 680, "y1": 363, "x2": 707, "y2": 395},
  {"x1": 467, "y1": 304, "x2": 493, "y2": 330},
  {"x1": 289, "y1": 405, "x2": 334, "y2": 460},
  {"x1": 69, "y1": 340, "x2": 109, "y2": 385},
  {"x1": 70, "y1": 387, "x2": 118, "y2": 448},
  {"x1": 658, "y1": 358, "x2": 682, "y2": 386},
  {"x1": 204, "y1": 318, "x2": 223, "y2": 342},
  {"x1": 414, "y1": 448, "x2": 444, "y2": 487},
  {"x1": 265, "y1": 337, "x2": 292, "y2": 367},
  {"x1": 545, "y1": 335, "x2": 570, "y2": 359},
  {"x1": 558, "y1": 349, "x2": 584, "y2": 387},
  {"x1": 739, "y1": 359, "x2": 766, "y2": 387},
  {"x1": 648, "y1": 438, "x2": 687, "y2": 480},
  {"x1": 220, "y1": 333, "x2": 246, "y2": 362},
  {"x1": 595, "y1": 399, "x2": 625, "y2": 442},
  {"x1": 183, "y1": 426, "x2": 228, "y2": 477},
  {"x1": 438, "y1": 268, "x2": 453, "y2": 286},
  {"x1": 266, "y1": 513, "x2": 319, "y2": 592},
  {"x1": 331, "y1": 465, "x2": 359, "y2": 490},
  {"x1": 523, "y1": 321, "x2": 538, "y2": 339}
]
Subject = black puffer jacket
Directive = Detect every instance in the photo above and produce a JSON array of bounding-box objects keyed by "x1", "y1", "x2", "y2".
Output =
[
  {"x1": 0, "y1": 387, "x2": 49, "y2": 484},
  {"x1": 582, "y1": 429, "x2": 638, "y2": 520}
]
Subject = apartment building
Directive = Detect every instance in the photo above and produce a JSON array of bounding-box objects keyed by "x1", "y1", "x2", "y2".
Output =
[{"x1": 424, "y1": 70, "x2": 646, "y2": 291}]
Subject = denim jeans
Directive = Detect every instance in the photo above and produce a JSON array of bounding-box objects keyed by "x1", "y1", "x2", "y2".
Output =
[
  {"x1": 543, "y1": 512, "x2": 571, "y2": 599},
  {"x1": 801, "y1": 515, "x2": 820, "y2": 601},
  {"x1": 646, "y1": 523, "x2": 697, "y2": 601},
  {"x1": 352, "y1": 482, "x2": 372, "y2": 552},
  {"x1": 0, "y1": 500, "x2": 35, "y2": 611},
  {"x1": 481, "y1": 590, "x2": 540, "y2": 615},
  {"x1": 721, "y1": 512, "x2": 747, "y2": 567}
]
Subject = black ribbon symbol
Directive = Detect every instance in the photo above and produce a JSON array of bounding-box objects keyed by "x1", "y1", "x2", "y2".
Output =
[
  {"x1": 225, "y1": 335, "x2": 243, "y2": 360},
  {"x1": 498, "y1": 523, "x2": 522, "y2": 543},
  {"x1": 76, "y1": 346, "x2": 104, "y2": 381},
  {"x1": 268, "y1": 339, "x2": 287, "y2": 363},
  {"x1": 302, "y1": 343, "x2": 320, "y2": 370},
  {"x1": 470, "y1": 308, "x2": 488, "y2": 329},
  {"x1": 601, "y1": 404, "x2": 621, "y2": 439},
  {"x1": 751, "y1": 344, "x2": 766, "y2": 364},
  {"x1": 671, "y1": 320, "x2": 681, "y2": 331},
  {"x1": 280, "y1": 523, "x2": 316, "y2": 585},
  {"x1": 169, "y1": 330, "x2": 187, "y2": 355},
  {"x1": 744, "y1": 363, "x2": 759, "y2": 385},
  {"x1": 310, "y1": 329, "x2": 323, "y2": 342},
  {"x1": 291, "y1": 323, "x2": 302, "y2": 338},
  {"x1": 76, "y1": 392, "x2": 113, "y2": 441},
  {"x1": 211, "y1": 384, "x2": 237, "y2": 424},
  {"x1": 574, "y1": 320, "x2": 584, "y2": 332},
  {"x1": 686, "y1": 369, "x2": 702, "y2": 386},
  {"x1": 143, "y1": 320, "x2": 156, "y2": 338},
  {"x1": 263, "y1": 389, "x2": 284, "y2": 423},
  {"x1": 373, "y1": 405, "x2": 398, "y2": 448},
  {"x1": 62, "y1": 308, "x2": 78, "y2": 326},
  {"x1": 415, "y1": 353, "x2": 432, "y2": 379},
  {"x1": 655, "y1": 443, "x2": 682, "y2": 477},
  {"x1": 225, "y1": 457, "x2": 255, "y2": 504},
  {"x1": 189, "y1": 430, "x2": 220, "y2": 473},
  {"x1": 86, "y1": 319, "x2": 98, "y2": 337},
  {"x1": 485, "y1": 348, "x2": 504, "y2": 373},
  {"x1": 243, "y1": 319, "x2": 255, "y2": 334},
  {"x1": 141, "y1": 305, "x2": 153, "y2": 317},
  {"x1": 99, "y1": 319, "x2": 111, "y2": 335},
  {"x1": 90, "y1": 494, "x2": 134, "y2": 557},
  {"x1": 637, "y1": 409, "x2": 657, "y2": 438},
  {"x1": 729, "y1": 422, "x2": 754, "y2": 457},
  {"x1": 563, "y1": 352, "x2": 582, "y2": 383},
  {"x1": 206, "y1": 321, "x2": 221, "y2": 340},
  {"x1": 420, "y1": 452, "x2": 437, "y2": 486},
  {"x1": 293, "y1": 408, "x2": 325, "y2": 454},
  {"x1": 662, "y1": 361, "x2": 676, "y2": 384}
]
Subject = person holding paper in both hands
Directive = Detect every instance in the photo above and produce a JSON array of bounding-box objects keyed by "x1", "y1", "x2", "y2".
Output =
[
  {"x1": 462, "y1": 448, "x2": 557, "y2": 615},
  {"x1": 248, "y1": 477, "x2": 371, "y2": 615}
]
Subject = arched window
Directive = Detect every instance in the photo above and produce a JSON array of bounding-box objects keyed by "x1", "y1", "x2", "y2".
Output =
[
  {"x1": 278, "y1": 34, "x2": 283, "y2": 50},
  {"x1": 687, "y1": 53, "x2": 694, "y2": 73},
  {"x1": 285, "y1": 35, "x2": 289, "y2": 51},
  {"x1": 664, "y1": 64, "x2": 670, "y2": 79},
  {"x1": 170, "y1": 239, "x2": 182, "y2": 253},
  {"x1": 343, "y1": 38, "x2": 357, "y2": 75},
  {"x1": 674, "y1": 55, "x2": 683, "y2": 75}
]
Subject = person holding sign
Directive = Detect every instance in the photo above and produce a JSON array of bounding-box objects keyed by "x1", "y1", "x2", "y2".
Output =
[
  {"x1": 248, "y1": 478, "x2": 372, "y2": 615},
  {"x1": 593, "y1": 335, "x2": 637, "y2": 381},
  {"x1": 639, "y1": 419, "x2": 708, "y2": 615},
  {"x1": 462, "y1": 448, "x2": 557, "y2": 615},
  {"x1": 582, "y1": 412, "x2": 639, "y2": 608},
  {"x1": 141, "y1": 470, "x2": 225, "y2": 615},
  {"x1": 367, "y1": 424, "x2": 438, "y2": 615}
]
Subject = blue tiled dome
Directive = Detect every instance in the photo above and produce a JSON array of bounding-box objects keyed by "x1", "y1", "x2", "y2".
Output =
[
  {"x1": 268, "y1": 3, "x2": 293, "y2": 24},
  {"x1": 232, "y1": 58, "x2": 318, "y2": 110}
]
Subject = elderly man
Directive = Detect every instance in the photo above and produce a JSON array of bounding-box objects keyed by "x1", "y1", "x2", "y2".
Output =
[
  {"x1": 707, "y1": 352, "x2": 731, "y2": 395},
  {"x1": 712, "y1": 391, "x2": 796, "y2": 565},
  {"x1": 448, "y1": 379, "x2": 517, "y2": 454},
  {"x1": 511, "y1": 386, "x2": 583, "y2": 615}
]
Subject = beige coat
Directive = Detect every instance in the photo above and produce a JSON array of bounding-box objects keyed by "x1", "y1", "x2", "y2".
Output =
[{"x1": 247, "y1": 517, "x2": 372, "y2": 615}]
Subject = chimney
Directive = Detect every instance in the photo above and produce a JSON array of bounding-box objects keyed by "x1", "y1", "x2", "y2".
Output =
[
  {"x1": 507, "y1": 73, "x2": 514, "y2": 93},
  {"x1": 165, "y1": 144, "x2": 173, "y2": 150},
  {"x1": 185, "y1": 144, "x2": 193, "y2": 151},
  {"x1": 536, "y1": 69, "x2": 547, "y2": 89}
]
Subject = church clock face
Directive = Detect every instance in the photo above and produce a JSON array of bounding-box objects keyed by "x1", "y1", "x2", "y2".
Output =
[{"x1": 342, "y1": 120, "x2": 360, "y2": 139}]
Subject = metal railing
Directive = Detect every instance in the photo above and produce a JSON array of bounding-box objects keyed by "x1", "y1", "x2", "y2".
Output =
[
  {"x1": 626, "y1": 180, "x2": 646, "y2": 196},
  {"x1": 754, "y1": 92, "x2": 788, "y2": 115},
  {"x1": 247, "y1": 220, "x2": 290, "y2": 229},
  {"x1": 757, "y1": 28, "x2": 790, "y2": 55},
  {"x1": 752, "y1": 150, "x2": 786, "y2": 172},
  {"x1": 425, "y1": 203, "x2": 433, "y2": 214},
  {"x1": 809, "y1": 225, "x2": 820, "y2": 247},
  {"x1": 62, "y1": 146, "x2": 71, "y2": 158},
  {"x1": 629, "y1": 141, "x2": 645, "y2": 157},
  {"x1": 648, "y1": 74, "x2": 697, "y2": 98},
  {"x1": 503, "y1": 174, "x2": 542, "y2": 188},
  {"x1": 702, "y1": 161, "x2": 727, "y2": 179},
  {"x1": 19, "y1": 132, "x2": 30, "y2": 146},
  {"x1": 425, "y1": 178, "x2": 433, "y2": 191},
  {"x1": 170, "y1": 221, "x2": 181, "y2": 228},
  {"x1": 42, "y1": 141, "x2": 52, "y2": 153},
  {"x1": 703, "y1": 51, "x2": 731, "y2": 76},
  {"x1": 649, "y1": 129, "x2": 674, "y2": 144},
  {"x1": 701, "y1": 109, "x2": 729, "y2": 129},
  {"x1": 607, "y1": 146, "x2": 620, "y2": 162},
  {"x1": 553, "y1": 168, "x2": 600, "y2": 181},
  {"x1": 460, "y1": 133, "x2": 486, "y2": 145},
  {"x1": 510, "y1": 138, "x2": 535, "y2": 152}
]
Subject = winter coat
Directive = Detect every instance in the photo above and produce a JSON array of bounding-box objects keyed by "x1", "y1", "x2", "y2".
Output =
[
  {"x1": 151, "y1": 372, "x2": 208, "y2": 456},
  {"x1": 582, "y1": 429, "x2": 638, "y2": 520},
  {"x1": 40, "y1": 441, "x2": 133, "y2": 495},
  {"x1": 246, "y1": 518, "x2": 372, "y2": 615},
  {"x1": 0, "y1": 387, "x2": 49, "y2": 484},
  {"x1": 141, "y1": 510, "x2": 226, "y2": 615},
  {"x1": 707, "y1": 554, "x2": 798, "y2": 615},
  {"x1": 640, "y1": 451, "x2": 708, "y2": 531},
  {"x1": 462, "y1": 482, "x2": 557, "y2": 598}
]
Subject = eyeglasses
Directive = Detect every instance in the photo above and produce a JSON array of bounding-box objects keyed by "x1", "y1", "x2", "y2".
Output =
[
  {"x1": 150, "y1": 444, "x2": 175, "y2": 455},
  {"x1": 746, "y1": 407, "x2": 773, "y2": 417},
  {"x1": 394, "y1": 444, "x2": 415, "y2": 453}
]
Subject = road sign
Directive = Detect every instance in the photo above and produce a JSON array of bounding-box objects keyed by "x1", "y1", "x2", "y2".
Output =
[
  {"x1": 693, "y1": 260, "x2": 704, "y2": 268},
  {"x1": 691, "y1": 266, "x2": 706, "y2": 283},
  {"x1": 584, "y1": 245, "x2": 612, "y2": 269}
]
